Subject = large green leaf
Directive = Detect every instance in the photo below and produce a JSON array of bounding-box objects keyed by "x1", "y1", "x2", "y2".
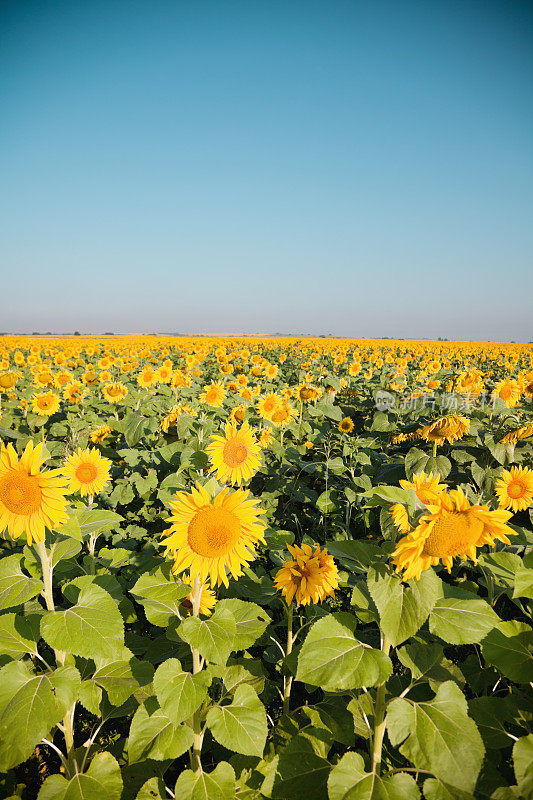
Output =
[
  {"x1": 215, "y1": 598, "x2": 270, "y2": 650},
  {"x1": 328, "y1": 751, "x2": 420, "y2": 799},
  {"x1": 93, "y1": 657, "x2": 154, "y2": 705},
  {"x1": 130, "y1": 565, "x2": 190, "y2": 626},
  {"x1": 40, "y1": 583, "x2": 125, "y2": 660},
  {"x1": 128, "y1": 696, "x2": 194, "y2": 762},
  {"x1": 174, "y1": 762, "x2": 236, "y2": 800},
  {"x1": 37, "y1": 752, "x2": 122, "y2": 800},
  {"x1": 296, "y1": 613, "x2": 392, "y2": 691},
  {"x1": 367, "y1": 566, "x2": 441, "y2": 646},
  {"x1": 481, "y1": 621, "x2": 533, "y2": 683},
  {"x1": 271, "y1": 733, "x2": 331, "y2": 800},
  {"x1": 206, "y1": 684, "x2": 267, "y2": 757},
  {"x1": 178, "y1": 607, "x2": 236, "y2": 665},
  {"x1": 0, "y1": 554, "x2": 43, "y2": 610},
  {"x1": 429, "y1": 586, "x2": 499, "y2": 645},
  {"x1": 0, "y1": 612, "x2": 40, "y2": 658},
  {"x1": 153, "y1": 658, "x2": 210, "y2": 725},
  {"x1": 0, "y1": 661, "x2": 79, "y2": 770},
  {"x1": 386, "y1": 681, "x2": 485, "y2": 793},
  {"x1": 124, "y1": 411, "x2": 149, "y2": 446}
]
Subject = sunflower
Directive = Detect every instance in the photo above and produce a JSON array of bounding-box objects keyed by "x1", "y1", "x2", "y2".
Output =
[
  {"x1": 180, "y1": 573, "x2": 217, "y2": 617},
  {"x1": 0, "y1": 371, "x2": 20, "y2": 391},
  {"x1": 270, "y1": 403, "x2": 297, "y2": 428},
  {"x1": 137, "y1": 366, "x2": 157, "y2": 388},
  {"x1": 161, "y1": 483, "x2": 266, "y2": 587},
  {"x1": 206, "y1": 420, "x2": 261, "y2": 486},
  {"x1": 160, "y1": 404, "x2": 197, "y2": 432},
  {"x1": 90, "y1": 424, "x2": 113, "y2": 444},
  {"x1": 256, "y1": 393, "x2": 281, "y2": 421},
  {"x1": 338, "y1": 417, "x2": 354, "y2": 434},
  {"x1": 63, "y1": 447, "x2": 111, "y2": 497},
  {"x1": 501, "y1": 423, "x2": 533, "y2": 444},
  {"x1": 63, "y1": 381, "x2": 85, "y2": 404},
  {"x1": 495, "y1": 466, "x2": 533, "y2": 513},
  {"x1": 294, "y1": 384, "x2": 321, "y2": 403},
  {"x1": 258, "y1": 428, "x2": 273, "y2": 448},
  {"x1": 0, "y1": 441, "x2": 68, "y2": 544},
  {"x1": 102, "y1": 382, "x2": 128, "y2": 403},
  {"x1": 392, "y1": 487, "x2": 515, "y2": 579},
  {"x1": 274, "y1": 544, "x2": 339, "y2": 606},
  {"x1": 32, "y1": 391, "x2": 60, "y2": 416},
  {"x1": 200, "y1": 382, "x2": 226, "y2": 407},
  {"x1": 492, "y1": 379, "x2": 522, "y2": 409},
  {"x1": 229, "y1": 404, "x2": 246, "y2": 424},
  {"x1": 391, "y1": 503, "x2": 410, "y2": 533},
  {"x1": 400, "y1": 471, "x2": 447, "y2": 505},
  {"x1": 419, "y1": 415, "x2": 469, "y2": 445}
]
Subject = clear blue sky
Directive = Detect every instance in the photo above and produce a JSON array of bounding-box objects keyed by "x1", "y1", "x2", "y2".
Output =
[{"x1": 1, "y1": 0, "x2": 532, "y2": 340}]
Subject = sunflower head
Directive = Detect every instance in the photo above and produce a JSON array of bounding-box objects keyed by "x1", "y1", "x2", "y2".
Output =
[
  {"x1": 400, "y1": 471, "x2": 447, "y2": 505},
  {"x1": 63, "y1": 447, "x2": 111, "y2": 497},
  {"x1": 32, "y1": 391, "x2": 60, "y2": 416},
  {"x1": 419, "y1": 415, "x2": 469, "y2": 445},
  {"x1": 496, "y1": 466, "x2": 533, "y2": 513},
  {"x1": 338, "y1": 417, "x2": 354, "y2": 434},
  {"x1": 274, "y1": 543, "x2": 339, "y2": 606},
  {"x1": 206, "y1": 421, "x2": 261, "y2": 486}
]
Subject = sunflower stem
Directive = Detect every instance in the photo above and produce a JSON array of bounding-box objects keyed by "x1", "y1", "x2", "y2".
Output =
[
  {"x1": 282, "y1": 603, "x2": 294, "y2": 715},
  {"x1": 371, "y1": 633, "x2": 390, "y2": 776},
  {"x1": 432, "y1": 441, "x2": 437, "y2": 458},
  {"x1": 189, "y1": 576, "x2": 203, "y2": 774}
]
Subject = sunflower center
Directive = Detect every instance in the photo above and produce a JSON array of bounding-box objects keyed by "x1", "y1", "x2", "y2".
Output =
[
  {"x1": 75, "y1": 463, "x2": 98, "y2": 484},
  {"x1": 187, "y1": 506, "x2": 241, "y2": 557},
  {"x1": 223, "y1": 439, "x2": 248, "y2": 467},
  {"x1": 423, "y1": 511, "x2": 484, "y2": 558},
  {"x1": 0, "y1": 472, "x2": 42, "y2": 515},
  {"x1": 507, "y1": 481, "x2": 525, "y2": 499}
]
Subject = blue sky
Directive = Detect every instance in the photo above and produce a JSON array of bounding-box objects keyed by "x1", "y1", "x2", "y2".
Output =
[{"x1": 1, "y1": 0, "x2": 532, "y2": 340}]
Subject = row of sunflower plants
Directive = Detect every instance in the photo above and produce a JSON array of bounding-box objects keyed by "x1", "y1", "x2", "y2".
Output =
[{"x1": 0, "y1": 336, "x2": 531, "y2": 800}]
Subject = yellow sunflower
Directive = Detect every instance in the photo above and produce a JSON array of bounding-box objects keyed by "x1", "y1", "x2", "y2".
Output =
[
  {"x1": 270, "y1": 403, "x2": 297, "y2": 428},
  {"x1": 63, "y1": 381, "x2": 85, "y2": 404},
  {"x1": 496, "y1": 466, "x2": 533, "y2": 513},
  {"x1": 161, "y1": 483, "x2": 266, "y2": 587},
  {"x1": 392, "y1": 487, "x2": 515, "y2": 580},
  {"x1": 90, "y1": 424, "x2": 113, "y2": 444},
  {"x1": 206, "y1": 421, "x2": 261, "y2": 486},
  {"x1": 102, "y1": 382, "x2": 128, "y2": 403},
  {"x1": 419, "y1": 415, "x2": 470, "y2": 445},
  {"x1": 274, "y1": 543, "x2": 339, "y2": 606},
  {"x1": 0, "y1": 441, "x2": 68, "y2": 544},
  {"x1": 501, "y1": 423, "x2": 533, "y2": 444},
  {"x1": 32, "y1": 391, "x2": 60, "y2": 416},
  {"x1": 400, "y1": 471, "x2": 447, "y2": 505},
  {"x1": 391, "y1": 503, "x2": 410, "y2": 533},
  {"x1": 0, "y1": 371, "x2": 20, "y2": 391},
  {"x1": 200, "y1": 381, "x2": 226, "y2": 407},
  {"x1": 256, "y1": 393, "x2": 281, "y2": 421},
  {"x1": 258, "y1": 428, "x2": 273, "y2": 448},
  {"x1": 492, "y1": 379, "x2": 522, "y2": 409},
  {"x1": 63, "y1": 448, "x2": 111, "y2": 497},
  {"x1": 338, "y1": 417, "x2": 354, "y2": 434}
]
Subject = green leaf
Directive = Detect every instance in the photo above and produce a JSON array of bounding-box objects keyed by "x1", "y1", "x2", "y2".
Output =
[
  {"x1": 367, "y1": 566, "x2": 441, "y2": 646},
  {"x1": 78, "y1": 680, "x2": 102, "y2": 716},
  {"x1": 174, "y1": 762, "x2": 236, "y2": 800},
  {"x1": 302, "y1": 697, "x2": 355, "y2": 747},
  {"x1": 513, "y1": 734, "x2": 533, "y2": 796},
  {"x1": 93, "y1": 657, "x2": 154, "y2": 705},
  {"x1": 468, "y1": 696, "x2": 515, "y2": 749},
  {"x1": 206, "y1": 684, "x2": 267, "y2": 757},
  {"x1": 0, "y1": 613, "x2": 40, "y2": 658},
  {"x1": 0, "y1": 554, "x2": 43, "y2": 610},
  {"x1": 153, "y1": 658, "x2": 210, "y2": 725},
  {"x1": 130, "y1": 565, "x2": 190, "y2": 626},
  {"x1": 215, "y1": 599, "x2": 270, "y2": 650},
  {"x1": 271, "y1": 733, "x2": 331, "y2": 800},
  {"x1": 178, "y1": 607, "x2": 236, "y2": 665},
  {"x1": 0, "y1": 661, "x2": 77, "y2": 770},
  {"x1": 37, "y1": 752, "x2": 123, "y2": 800},
  {"x1": 40, "y1": 583, "x2": 125, "y2": 660},
  {"x1": 50, "y1": 537, "x2": 82, "y2": 567},
  {"x1": 124, "y1": 412, "x2": 149, "y2": 446},
  {"x1": 429, "y1": 586, "x2": 499, "y2": 645},
  {"x1": 296, "y1": 613, "x2": 392, "y2": 691},
  {"x1": 386, "y1": 681, "x2": 485, "y2": 793},
  {"x1": 63, "y1": 508, "x2": 122, "y2": 540},
  {"x1": 513, "y1": 566, "x2": 533, "y2": 599},
  {"x1": 317, "y1": 489, "x2": 336, "y2": 514},
  {"x1": 328, "y1": 751, "x2": 420, "y2": 799},
  {"x1": 481, "y1": 621, "x2": 533, "y2": 683},
  {"x1": 128, "y1": 696, "x2": 194, "y2": 762}
]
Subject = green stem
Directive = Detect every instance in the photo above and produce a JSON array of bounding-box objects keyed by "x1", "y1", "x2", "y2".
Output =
[
  {"x1": 371, "y1": 634, "x2": 391, "y2": 776},
  {"x1": 189, "y1": 576, "x2": 203, "y2": 774},
  {"x1": 282, "y1": 603, "x2": 294, "y2": 715},
  {"x1": 432, "y1": 441, "x2": 437, "y2": 458}
]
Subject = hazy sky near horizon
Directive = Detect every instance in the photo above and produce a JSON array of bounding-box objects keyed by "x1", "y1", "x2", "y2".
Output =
[{"x1": 1, "y1": 0, "x2": 532, "y2": 341}]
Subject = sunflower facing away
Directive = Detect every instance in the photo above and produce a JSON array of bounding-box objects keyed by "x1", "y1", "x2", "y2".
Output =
[
  {"x1": 90, "y1": 424, "x2": 113, "y2": 444},
  {"x1": 31, "y1": 391, "x2": 61, "y2": 416},
  {"x1": 400, "y1": 471, "x2": 447, "y2": 505},
  {"x1": 0, "y1": 441, "x2": 68, "y2": 544},
  {"x1": 392, "y1": 487, "x2": 516, "y2": 580},
  {"x1": 496, "y1": 466, "x2": 533, "y2": 513},
  {"x1": 63, "y1": 447, "x2": 111, "y2": 497},
  {"x1": 274, "y1": 543, "x2": 339, "y2": 606},
  {"x1": 206, "y1": 420, "x2": 261, "y2": 486},
  {"x1": 419, "y1": 415, "x2": 470, "y2": 445},
  {"x1": 161, "y1": 482, "x2": 266, "y2": 587}
]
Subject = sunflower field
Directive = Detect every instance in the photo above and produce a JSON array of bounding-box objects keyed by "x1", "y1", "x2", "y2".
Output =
[{"x1": 0, "y1": 336, "x2": 532, "y2": 800}]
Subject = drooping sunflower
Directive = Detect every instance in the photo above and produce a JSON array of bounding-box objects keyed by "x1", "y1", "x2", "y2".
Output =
[
  {"x1": 492, "y1": 379, "x2": 522, "y2": 409},
  {"x1": 392, "y1": 487, "x2": 516, "y2": 580},
  {"x1": 274, "y1": 543, "x2": 339, "y2": 606},
  {"x1": 495, "y1": 466, "x2": 533, "y2": 513},
  {"x1": 419, "y1": 415, "x2": 469, "y2": 445},
  {"x1": 63, "y1": 447, "x2": 112, "y2": 497},
  {"x1": 90, "y1": 424, "x2": 113, "y2": 444},
  {"x1": 501, "y1": 422, "x2": 533, "y2": 444},
  {"x1": 63, "y1": 381, "x2": 85, "y2": 404},
  {"x1": 161, "y1": 483, "x2": 266, "y2": 587},
  {"x1": 206, "y1": 421, "x2": 261, "y2": 486},
  {"x1": 0, "y1": 441, "x2": 68, "y2": 544},
  {"x1": 294, "y1": 383, "x2": 321, "y2": 403},
  {"x1": 400, "y1": 471, "x2": 447, "y2": 505},
  {"x1": 391, "y1": 503, "x2": 410, "y2": 533},
  {"x1": 200, "y1": 382, "x2": 226, "y2": 407},
  {"x1": 32, "y1": 391, "x2": 60, "y2": 416},
  {"x1": 338, "y1": 417, "x2": 354, "y2": 434},
  {"x1": 102, "y1": 382, "x2": 128, "y2": 403}
]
